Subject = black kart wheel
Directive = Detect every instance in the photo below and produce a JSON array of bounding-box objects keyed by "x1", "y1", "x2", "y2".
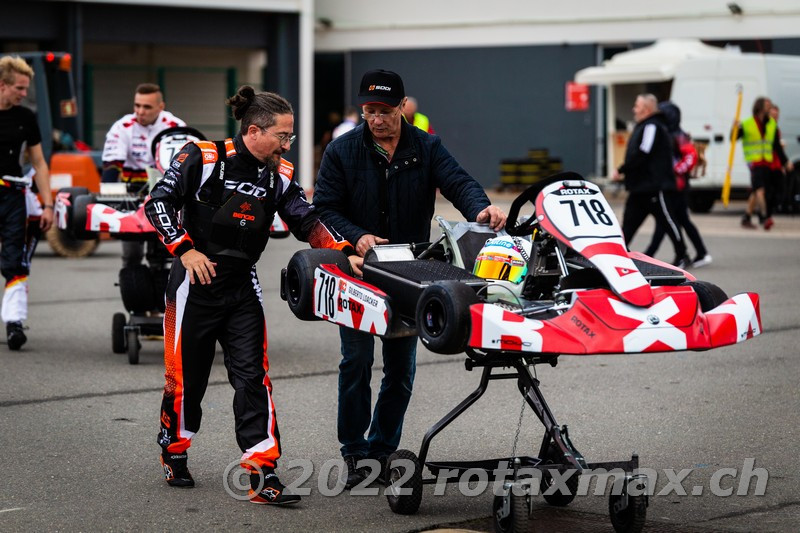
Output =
[
  {"x1": 415, "y1": 280, "x2": 479, "y2": 354},
  {"x1": 112, "y1": 312, "x2": 127, "y2": 354},
  {"x1": 127, "y1": 328, "x2": 140, "y2": 365},
  {"x1": 681, "y1": 280, "x2": 728, "y2": 312},
  {"x1": 493, "y1": 491, "x2": 533, "y2": 533},
  {"x1": 385, "y1": 449, "x2": 423, "y2": 515},
  {"x1": 71, "y1": 193, "x2": 99, "y2": 240},
  {"x1": 609, "y1": 492, "x2": 647, "y2": 533},
  {"x1": 284, "y1": 249, "x2": 351, "y2": 321},
  {"x1": 539, "y1": 443, "x2": 580, "y2": 507},
  {"x1": 119, "y1": 265, "x2": 155, "y2": 313}
]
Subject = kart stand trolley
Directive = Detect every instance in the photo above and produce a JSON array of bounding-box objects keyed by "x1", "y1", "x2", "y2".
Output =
[{"x1": 385, "y1": 352, "x2": 648, "y2": 533}]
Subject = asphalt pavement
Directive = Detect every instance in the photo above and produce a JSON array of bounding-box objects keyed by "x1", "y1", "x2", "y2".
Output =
[{"x1": 0, "y1": 193, "x2": 798, "y2": 532}]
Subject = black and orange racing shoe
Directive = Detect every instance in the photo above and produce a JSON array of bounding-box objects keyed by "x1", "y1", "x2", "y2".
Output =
[
  {"x1": 160, "y1": 452, "x2": 195, "y2": 488},
  {"x1": 249, "y1": 471, "x2": 301, "y2": 505}
]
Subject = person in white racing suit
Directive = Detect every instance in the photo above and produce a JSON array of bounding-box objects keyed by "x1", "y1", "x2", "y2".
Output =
[
  {"x1": 145, "y1": 85, "x2": 361, "y2": 505},
  {"x1": 102, "y1": 83, "x2": 184, "y2": 271}
]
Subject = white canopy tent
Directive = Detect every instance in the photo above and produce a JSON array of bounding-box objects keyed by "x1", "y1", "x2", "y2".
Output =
[{"x1": 575, "y1": 39, "x2": 727, "y2": 175}]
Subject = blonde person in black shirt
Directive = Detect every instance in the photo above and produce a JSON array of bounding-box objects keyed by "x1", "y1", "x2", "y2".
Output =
[{"x1": 0, "y1": 56, "x2": 53, "y2": 350}]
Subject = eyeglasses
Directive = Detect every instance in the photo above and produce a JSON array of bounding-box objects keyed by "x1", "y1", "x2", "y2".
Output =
[
  {"x1": 361, "y1": 107, "x2": 401, "y2": 122},
  {"x1": 262, "y1": 128, "x2": 297, "y2": 146}
]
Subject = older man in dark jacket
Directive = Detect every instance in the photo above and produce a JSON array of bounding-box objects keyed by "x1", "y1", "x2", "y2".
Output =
[
  {"x1": 612, "y1": 93, "x2": 689, "y2": 267},
  {"x1": 314, "y1": 69, "x2": 505, "y2": 489}
]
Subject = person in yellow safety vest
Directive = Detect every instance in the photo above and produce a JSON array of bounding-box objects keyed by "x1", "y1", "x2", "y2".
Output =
[
  {"x1": 733, "y1": 97, "x2": 792, "y2": 230},
  {"x1": 402, "y1": 96, "x2": 435, "y2": 134}
]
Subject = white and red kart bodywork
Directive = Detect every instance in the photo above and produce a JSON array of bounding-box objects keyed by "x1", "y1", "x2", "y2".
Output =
[
  {"x1": 54, "y1": 189, "x2": 291, "y2": 239},
  {"x1": 292, "y1": 179, "x2": 762, "y2": 356}
]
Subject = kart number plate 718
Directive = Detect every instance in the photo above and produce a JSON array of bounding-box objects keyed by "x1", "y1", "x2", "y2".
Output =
[{"x1": 312, "y1": 267, "x2": 389, "y2": 335}]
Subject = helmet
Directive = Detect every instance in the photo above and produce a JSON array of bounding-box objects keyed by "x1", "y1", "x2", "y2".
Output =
[{"x1": 472, "y1": 236, "x2": 531, "y2": 284}]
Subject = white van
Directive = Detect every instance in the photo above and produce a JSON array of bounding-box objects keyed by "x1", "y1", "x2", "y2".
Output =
[{"x1": 576, "y1": 39, "x2": 800, "y2": 212}]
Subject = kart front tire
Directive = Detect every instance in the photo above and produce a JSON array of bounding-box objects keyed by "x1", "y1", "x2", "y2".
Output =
[
  {"x1": 681, "y1": 280, "x2": 728, "y2": 312},
  {"x1": 416, "y1": 280, "x2": 479, "y2": 354},
  {"x1": 285, "y1": 249, "x2": 351, "y2": 321}
]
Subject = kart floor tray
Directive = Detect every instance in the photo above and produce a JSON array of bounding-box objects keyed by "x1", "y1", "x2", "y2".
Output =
[{"x1": 362, "y1": 260, "x2": 486, "y2": 319}]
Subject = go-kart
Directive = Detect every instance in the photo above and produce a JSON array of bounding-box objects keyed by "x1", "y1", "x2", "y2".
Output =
[
  {"x1": 54, "y1": 126, "x2": 291, "y2": 364},
  {"x1": 280, "y1": 172, "x2": 762, "y2": 532}
]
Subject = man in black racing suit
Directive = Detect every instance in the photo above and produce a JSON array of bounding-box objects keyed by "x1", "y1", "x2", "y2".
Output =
[{"x1": 145, "y1": 86, "x2": 360, "y2": 505}]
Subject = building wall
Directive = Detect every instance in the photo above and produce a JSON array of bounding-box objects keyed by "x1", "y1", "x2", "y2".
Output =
[{"x1": 349, "y1": 45, "x2": 597, "y2": 187}]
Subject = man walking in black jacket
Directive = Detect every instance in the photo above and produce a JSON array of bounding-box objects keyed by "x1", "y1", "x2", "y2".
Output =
[
  {"x1": 314, "y1": 69, "x2": 506, "y2": 489},
  {"x1": 612, "y1": 93, "x2": 689, "y2": 267}
]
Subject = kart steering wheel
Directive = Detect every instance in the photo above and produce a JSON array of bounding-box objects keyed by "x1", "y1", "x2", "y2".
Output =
[{"x1": 505, "y1": 171, "x2": 586, "y2": 236}]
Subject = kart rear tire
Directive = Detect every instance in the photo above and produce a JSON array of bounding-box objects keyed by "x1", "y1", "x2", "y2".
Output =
[
  {"x1": 45, "y1": 226, "x2": 100, "y2": 258},
  {"x1": 681, "y1": 280, "x2": 728, "y2": 312},
  {"x1": 493, "y1": 491, "x2": 533, "y2": 533},
  {"x1": 385, "y1": 449, "x2": 423, "y2": 515},
  {"x1": 285, "y1": 249, "x2": 351, "y2": 321},
  {"x1": 119, "y1": 265, "x2": 156, "y2": 313},
  {"x1": 112, "y1": 312, "x2": 127, "y2": 354},
  {"x1": 416, "y1": 280, "x2": 479, "y2": 354},
  {"x1": 71, "y1": 194, "x2": 99, "y2": 241}
]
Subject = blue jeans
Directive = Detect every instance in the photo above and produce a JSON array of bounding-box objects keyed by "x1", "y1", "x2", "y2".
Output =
[{"x1": 337, "y1": 327, "x2": 417, "y2": 459}]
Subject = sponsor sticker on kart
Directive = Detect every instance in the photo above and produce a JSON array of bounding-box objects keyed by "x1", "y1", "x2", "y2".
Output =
[{"x1": 313, "y1": 267, "x2": 389, "y2": 335}]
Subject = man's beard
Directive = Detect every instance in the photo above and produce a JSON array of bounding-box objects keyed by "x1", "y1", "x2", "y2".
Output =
[{"x1": 265, "y1": 157, "x2": 279, "y2": 174}]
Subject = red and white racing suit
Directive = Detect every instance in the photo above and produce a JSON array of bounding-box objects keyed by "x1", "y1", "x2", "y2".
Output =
[
  {"x1": 101, "y1": 110, "x2": 184, "y2": 184},
  {"x1": 145, "y1": 134, "x2": 353, "y2": 472}
]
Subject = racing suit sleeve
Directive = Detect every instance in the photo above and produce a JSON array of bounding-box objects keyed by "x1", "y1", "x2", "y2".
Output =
[
  {"x1": 144, "y1": 144, "x2": 203, "y2": 257},
  {"x1": 276, "y1": 173, "x2": 355, "y2": 254},
  {"x1": 313, "y1": 146, "x2": 369, "y2": 245},
  {"x1": 429, "y1": 136, "x2": 490, "y2": 222}
]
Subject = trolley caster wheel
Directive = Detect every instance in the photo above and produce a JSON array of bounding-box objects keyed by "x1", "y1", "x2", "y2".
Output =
[
  {"x1": 540, "y1": 444, "x2": 579, "y2": 507},
  {"x1": 385, "y1": 449, "x2": 422, "y2": 515},
  {"x1": 112, "y1": 313, "x2": 127, "y2": 354},
  {"x1": 609, "y1": 489, "x2": 647, "y2": 533},
  {"x1": 493, "y1": 485, "x2": 533, "y2": 533},
  {"x1": 127, "y1": 328, "x2": 140, "y2": 365}
]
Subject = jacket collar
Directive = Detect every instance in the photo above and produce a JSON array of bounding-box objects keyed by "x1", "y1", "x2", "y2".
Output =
[{"x1": 360, "y1": 120, "x2": 415, "y2": 158}]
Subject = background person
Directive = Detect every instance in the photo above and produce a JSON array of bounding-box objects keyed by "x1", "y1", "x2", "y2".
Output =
[
  {"x1": 611, "y1": 93, "x2": 689, "y2": 268},
  {"x1": 644, "y1": 101, "x2": 712, "y2": 268},
  {"x1": 145, "y1": 85, "x2": 359, "y2": 505},
  {"x1": 734, "y1": 97, "x2": 790, "y2": 230},
  {"x1": 0, "y1": 56, "x2": 54, "y2": 351},
  {"x1": 332, "y1": 106, "x2": 360, "y2": 140},
  {"x1": 102, "y1": 83, "x2": 185, "y2": 269},
  {"x1": 402, "y1": 96, "x2": 434, "y2": 134},
  {"x1": 313, "y1": 69, "x2": 506, "y2": 489},
  {"x1": 767, "y1": 104, "x2": 794, "y2": 215}
]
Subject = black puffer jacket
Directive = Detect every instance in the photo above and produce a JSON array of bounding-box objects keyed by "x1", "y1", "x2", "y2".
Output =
[
  {"x1": 314, "y1": 120, "x2": 490, "y2": 245},
  {"x1": 618, "y1": 112, "x2": 676, "y2": 194}
]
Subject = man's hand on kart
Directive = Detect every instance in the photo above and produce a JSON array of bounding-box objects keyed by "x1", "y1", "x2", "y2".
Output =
[
  {"x1": 355, "y1": 234, "x2": 389, "y2": 257},
  {"x1": 348, "y1": 255, "x2": 364, "y2": 277},
  {"x1": 39, "y1": 208, "x2": 54, "y2": 232},
  {"x1": 476, "y1": 205, "x2": 507, "y2": 231},
  {"x1": 180, "y1": 249, "x2": 217, "y2": 285}
]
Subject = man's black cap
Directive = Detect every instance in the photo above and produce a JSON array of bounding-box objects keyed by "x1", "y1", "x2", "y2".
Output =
[{"x1": 357, "y1": 69, "x2": 405, "y2": 107}]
